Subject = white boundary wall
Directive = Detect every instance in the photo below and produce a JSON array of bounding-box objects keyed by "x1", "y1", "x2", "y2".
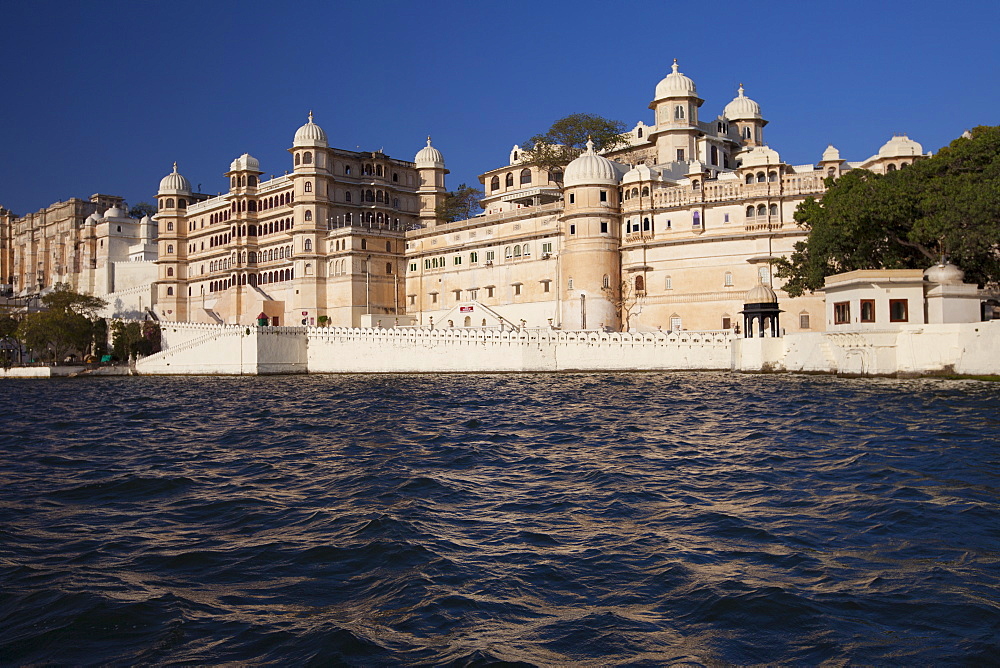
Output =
[{"x1": 306, "y1": 327, "x2": 733, "y2": 373}]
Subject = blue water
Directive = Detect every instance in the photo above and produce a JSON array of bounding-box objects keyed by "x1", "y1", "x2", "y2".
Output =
[{"x1": 1, "y1": 373, "x2": 998, "y2": 665}]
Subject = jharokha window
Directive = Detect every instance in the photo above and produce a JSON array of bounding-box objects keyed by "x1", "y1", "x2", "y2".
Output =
[
  {"x1": 834, "y1": 301, "x2": 851, "y2": 325},
  {"x1": 889, "y1": 299, "x2": 909, "y2": 322},
  {"x1": 860, "y1": 299, "x2": 876, "y2": 323}
]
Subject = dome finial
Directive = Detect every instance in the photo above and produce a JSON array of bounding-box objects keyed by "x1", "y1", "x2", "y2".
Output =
[
  {"x1": 671, "y1": 58, "x2": 679, "y2": 74},
  {"x1": 738, "y1": 83, "x2": 745, "y2": 96},
  {"x1": 172, "y1": 161, "x2": 178, "y2": 173},
  {"x1": 308, "y1": 110, "x2": 314, "y2": 123},
  {"x1": 585, "y1": 136, "x2": 595, "y2": 153},
  {"x1": 427, "y1": 136, "x2": 432, "y2": 146}
]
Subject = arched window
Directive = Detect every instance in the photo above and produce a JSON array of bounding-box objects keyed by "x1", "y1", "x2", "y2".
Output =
[
  {"x1": 710, "y1": 145, "x2": 718, "y2": 165},
  {"x1": 166, "y1": 198, "x2": 174, "y2": 208},
  {"x1": 376, "y1": 190, "x2": 383, "y2": 202},
  {"x1": 513, "y1": 245, "x2": 521, "y2": 257},
  {"x1": 166, "y1": 287, "x2": 173, "y2": 296},
  {"x1": 178, "y1": 199, "x2": 186, "y2": 208},
  {"x1": 304, "y1": 239, "x2": 312, "y2": 251},
  {"x1": 769, "y1": 203, "x2": 778, "y2": 216},
  {"x1": 232, "y1": 176, "x2": 238, "y2": 187},
  {"x1": 304, "y1": 182, "x2": 312, "y2": 193},
  {"x1": 166, "y1": 267, "x2": 174, "y2": 277},
  {"x1": 376, "y1": 165, "x2": 383, "y2": 177},
  {"x1": 724, "y1": 271, "x2": 733, "y2": 287},
  {"x1": 365, "y1": 189, "x2": 374, "y2": 202},
  {"x1": 295, "y1": 153, "x2": 301, "y2": 165},
  {"x1": 643, "y1": 217, "x2": 650, "y2": 231},
  {"x1": 361, "y1": 239, "x2": 367, "y2": 250},
  {"x1": 637, "y1": 127, "x2": 643, "y2": 138},
  {"x1": 166, "y1": 222, "x2": 174, "y2": 231},
  {"x1": 490, "y1": 175, "x2": 500, "y2": 191},
  {"x1": 523, "y1": 244, "x2": 530, "y2": 256},
  {"x1": 693, "y1": 211, "x2": 701, "y2": 227},
  {"x1": 386, "y1": 262, "x2": 392, "y2": 274},
  {"x1": 692, "y1": 180, "x2": 700, "y2": 191},
  {"x1": 385, "y1": 241, "x2": 391, "y2": 252},
  {"x1": 505, "y1": 172, "x2": 514, "y2": 187},
  {"x1": 520, "y1": 168, "x2": 531, "y2": 185},
  {"x1": 887, "y1": 163, "x2": 897, "y2": 172},
  {"x1": 303, "y1": 151, "x2": 312, "y2": 164},
  {"x1": 240, "y1": 175, "x2": 246, "y2": 187},
  {"x1": 304, "y1": 211, "x2": 312, "y2": 222},
  {"x1": 746, "y1": 205, "x2": 755, "y2": 218},
  {"x1": 757, "y1": 204, "x2": 767, "y2": 216},
  {"x1": 635, "y1": 275, "x2": 645, "y2": 292},
  {"x1": 674, "y1": 105, "x2": 685, "y2": 120},
  {"x1": 505, "y1": 246, "x2": 512, "y2": 259},
  {"x1": 756, "y1": 172, "x2": 766, "y2": 183},
  {"x1": 641, "y1": 187, "x2": 649, "y2": 197},
  {"x1": 345, "y1": 191, "x2": 352, "y2": 202},
  {"x1": 743, "y1": 127, "x2": 751, "y2": 139},
  {"x1": 768, "y1": 171, "x2": 778, "y2": 182},
  {"x1": 166, "y1": 244, "x2": 174, "y2": 254},
  {"x1": 603, "y1": 274, "x2": 610, "y2": 289},
  {"x1": 745, "y1": 174, "x2": 753, "y2": 185}
]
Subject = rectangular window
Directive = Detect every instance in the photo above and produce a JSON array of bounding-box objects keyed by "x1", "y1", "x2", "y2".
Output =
[
  {"x1": 676, "y1": 149, "x2": 685, "y2": 161},
  {"x1": 470, "y1": 252, "x2": 478, "y2": 263},
  {"x1": 424, "y1": 259, "x2": 431, "y2": 269},
  {"x1": 469, "y1": 289, "x2": 477, "y2": 300},
  {"x1": 665, "y1": 276, "x2": 672, "y2": 290},
  {"x1": 569, "y1": 193, "x2": 575, "y2": 204},
  {"x1": 834, "y1": 301, "x2": 851, "y2": 325},
  {"x1": 724, "y1": 213, "x2": 730, "y2": 223},
  {"x1": 570, "y1": 224, "x2": 576, "y2": 235},
  {"x1": 454, "y1": 256, "x2": 462, "y2": 265},
  {"x1": 860, "y1": 299, "x2": 876, "y2": 323},
  {"x1": 722, "y1": 317, "x2": 731, "y2": 330},
  {"x1": 670, "y1": 316, "x2": 682, "y2": 331},
  {"x1": 568, "y1": 278, "x2": 574, "y2": 290},
  {"x1": 800, "y1": 313, "x2": 811, "y2": 329},
  {"x1": 454, "y1": 290, "x2": 462, "y2": 301},
  {"x1": 542, "y1": 242, "x2": 552, "y2": 254},
  {"x1": 599, "y1": 190, "x2": 607, "y2": 202},
  {"x1": 486, "y1": 286, "x2": 494, "y2": 298},
  {"x1": 431, "y1": 293, "x2": 438, "y2": 303},
  {"x1": 408, "y1": 295, "x2": 416, "y2": 305},
  {"x1": 889, "y1": 299, "x2": 909, "y2": 322},
  {"x1": 486, "y1": 251, "x2": 495, "y2": 262},
  {"x1": 542, "y1": 281, "x2": 550, "y2": 293},
  {"x1": 410, "y1": 262, "x2": 417, "y2": 272},
  {"x1": 512, "y1": 284, "x2": 521, "y2": 296},
  {"x1": 600, "y1": 221, "x2": 608, "y2": 233}
]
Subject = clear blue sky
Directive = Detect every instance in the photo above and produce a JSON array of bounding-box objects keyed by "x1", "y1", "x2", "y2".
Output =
[{"x1": 1, "y1": 0, "x2": 997, "y2": 216}]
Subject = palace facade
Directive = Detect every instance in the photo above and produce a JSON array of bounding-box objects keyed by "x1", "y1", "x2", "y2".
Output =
[{"x1": 143, "y1": 61, "x2": 927, "y2": 330}]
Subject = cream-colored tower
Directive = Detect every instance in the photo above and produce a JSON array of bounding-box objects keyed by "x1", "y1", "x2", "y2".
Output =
[
  {"x1": 559, "y1": 140, "x2": 622, "y2": 330},
  {"x1": 648, "y1": 60, "x2": 703, "y2": 165},
  {"x1": 414, "y1": 137, "x2": 448, "y2": 226},
  {"x1": 723, "y1": 84, "x2": 767, "y2": 148},
  {"x1": 289, "y1": 113, "x2": 332, "y2": 324},
  {"x1": 155, "y1": 163, "x2": 192, "y2": 321}
]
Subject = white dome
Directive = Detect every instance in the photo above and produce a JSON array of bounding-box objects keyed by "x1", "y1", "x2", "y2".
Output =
[
  {"x1": 622, "y1": 163, "x2": 660, "y2": 185},
  {"x1": 229, "y1": 153, "x2": 260, "y2": 172},
  {"x1": 85, "y1": 213, "x2": 101, "y2": 226},
  {"x1": 158, "y1": 162, "x2": 192, "y2": 195},
  {"x1": 924, "y1": 261, "x2": 965, "y2": 285},
  {"x1": 878, "y1": 135, "x2": 923, "y2": 158},
  {"x1": 564, "y1": 139, "x2": 620, "y2": 187},
  {"x1": 654, "y1": 59, "x2": 698, "y2": 100},
  {"x1": 723, "y1": 84, "x2": 762, "y2": 120},
  {"x1": 745, "y1": 281, "x2": 778, "y2": 304},
  {"x1": 414, "y1": 137, "x2": 445, "y2": 169},
  {"x1": 821, "y1": 145, "x2": 842, "y2": 162},
  {"x1": 293, "y1": 111, "x2": 328, "y2": 147},
  {"x1": 104, "y1": 205, "x2": 124, "y2": 219},
  {"x1": 739, "y1": 145, "x2": 782, "y2": 168}
]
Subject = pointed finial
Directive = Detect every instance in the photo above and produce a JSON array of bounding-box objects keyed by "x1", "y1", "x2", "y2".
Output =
[
  {"x1": 308, "y1": 110, "x2": 314, "y2": 123},
  {"x1": 427, "y1": 136, "x2": 433, "y2": 146},
  {"x1": 172, "y1": 161, "x2": 178, "y2": 173},
  {"x1": 738, "y1": 83, "x2": 745, "y2": 96},
  {"x1": 585, "y1": 136, "x2": 595, "y2": 153},
  {"x1": 671, "y1": 58, "x2": 679, "y2": 74}
]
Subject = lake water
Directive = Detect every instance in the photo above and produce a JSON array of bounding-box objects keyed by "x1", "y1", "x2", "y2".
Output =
[{"x1": 1, "y1": 373, "x2": 998, "y2": 665}]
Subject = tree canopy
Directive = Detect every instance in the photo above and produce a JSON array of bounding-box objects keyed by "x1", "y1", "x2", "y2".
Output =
[
  {"x1": 520, "y1": 113, "x2": 629, "y2": 174},
  {"x1": 129, "y1": 202, "x2": 157, "y2": 219},
  {"x1": 435, "y1": 183, "x2": 484, "y2": 223},
  {"x1": 16, "y1": 284, "x2": 107, "y2": 362},
  {"x1": 775, "y1": 126, "x2": 1000, "y2": 296}
]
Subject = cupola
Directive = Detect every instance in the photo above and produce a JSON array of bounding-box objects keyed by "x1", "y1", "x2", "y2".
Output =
[
  {"x1": 230, "y1": 153, "x2": 261, "y2": 172},
  {"x1": 158, "y1": 162, "x2": 192, "y2": 195},
  {"x1": 653, "y1": 59, "x2": 698, "y2": 101},
  {"x1": 415, "y1": 137, "x2": 446, "y2": 169},
  {"x1": 723, "y1": 84, "x2": 763, "y2": 121},
  {"x1": 564, "y1": 139, "x2": 619, "y2": 187},
  {"x1": 293, "y1": 111, "x2": 328, "y2": 148}
]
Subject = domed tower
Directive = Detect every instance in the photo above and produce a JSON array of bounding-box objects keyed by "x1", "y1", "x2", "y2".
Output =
[
  {"x1": 723, "y1": 84, "x2": 767, "y2": 148},
  {"x1": 156, "y1": 162, "x2": 192, "y2": 321},
  {"x1": 560, "y1": 139, "x2": 623, "y2": 330},
  {"x1": 648, "y1": 59, "x2": 703, "y2": 165},
  {"x1": 289, "y1": 112, "x2": 331, "y2": 320},
  {"x1": 414, "y1": 137, "x2": 449, "y2": 226}
]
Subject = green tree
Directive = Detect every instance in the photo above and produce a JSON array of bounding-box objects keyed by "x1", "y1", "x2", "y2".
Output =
[
  {"x1": 775, "y1": 126, "x2": 1000, "y2": 296},
  {"x1": 0, "y1": 311, "x2": 21, "y2": 368},
  {"x1": 15, "y1": 284, "x2": 106, "y2": 362},
  {"x1": 129, "y1": 202, "x2": 157, "y2": 219},
  {"x1": 435, "y1": 183, "x2": 484, "y2": 223},
  {"x1": 520, "y1": 113, "x2": 629, "y2": 174}
]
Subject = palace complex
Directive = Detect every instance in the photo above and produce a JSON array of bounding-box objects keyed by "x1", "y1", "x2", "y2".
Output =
[{"x1": 3, "y1": 61, "x2": 933, "y2": 332}]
